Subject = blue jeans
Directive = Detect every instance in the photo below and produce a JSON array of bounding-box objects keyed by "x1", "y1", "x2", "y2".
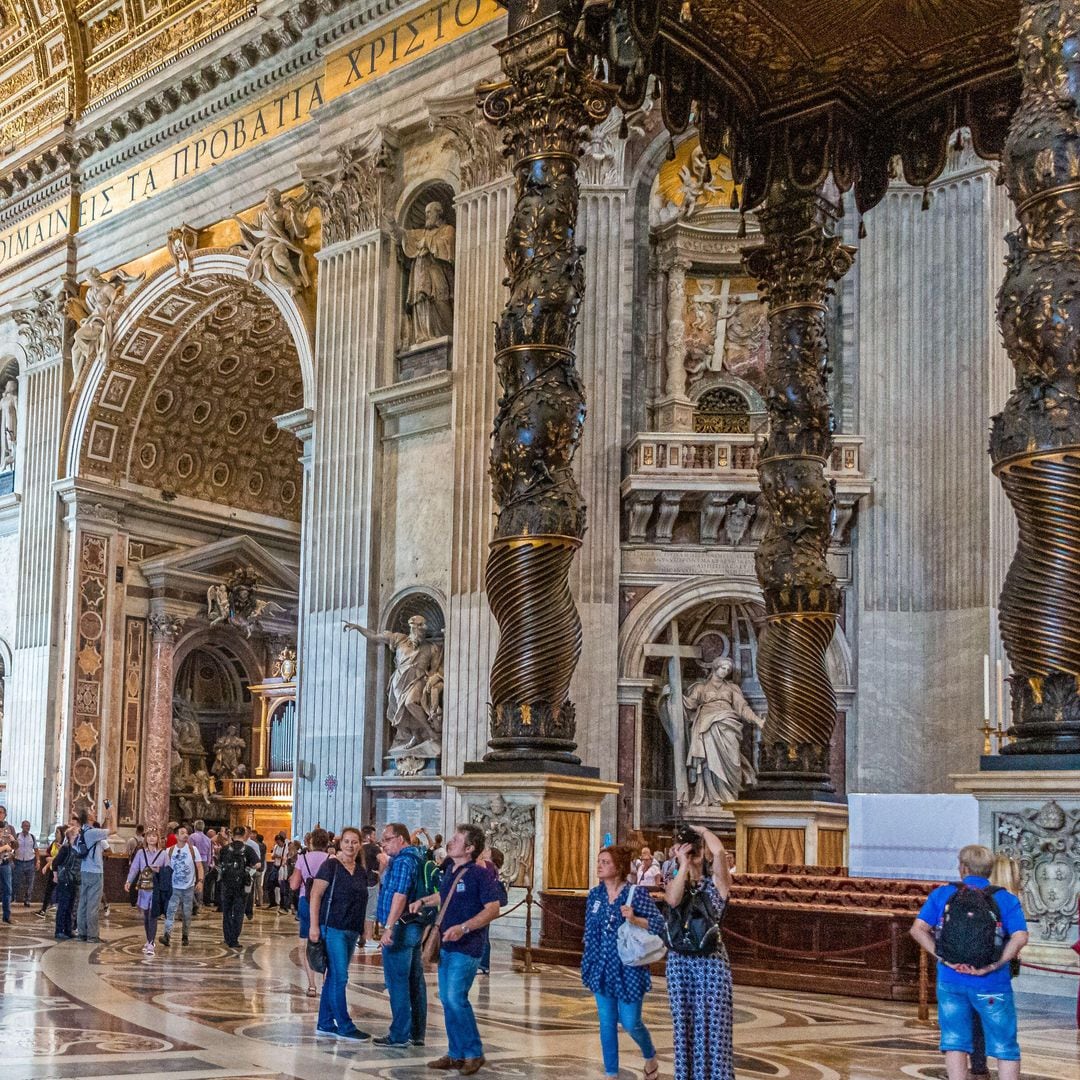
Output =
[
  {"x1": 937, "y1": 984, "x2": 1021, "y2": 1061},
  {"x1": 54, "y1": 881, "x2": 75, "y2": 937},
  {"x1": 438, "y1": 951, "x2": 482, "y2": 1061},
  {"x1": 0, "y1": 863, "x2": 11, "y2": 921},
  {"x1": 13, "y1": 859, "x2": 35, "y2": 903},
  {"x1": 318, "y1": 927, "x2": 361, "y2": 1033},
  {"x1": 594, "y1": 992, "x2": 655, "y2": 1075},
  {"x1": 76, "y1": 871, "x2": 103, "y2": 939},
  {"x1": 382, "y1": 920, "x2": 426, "y2": 1043}
]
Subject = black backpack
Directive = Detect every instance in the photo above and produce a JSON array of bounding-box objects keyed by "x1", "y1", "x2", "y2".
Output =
[
  {"x1": 56, "y1": 844, "x2": 81, "y2": 888},
  {"x1": 218, "y1": 843, "x2": 250, "y2": 893},
  {"x1": 661, "y1": 880, "x2": 724, "y2": 956},
  {"x1": 935, "y1": 884, "x2": 1007, "y2": 968}
]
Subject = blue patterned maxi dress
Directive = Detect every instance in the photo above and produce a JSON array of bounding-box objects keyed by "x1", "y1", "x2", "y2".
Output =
[{"x1": 666, "y1": 878, "x2": 733, "y2": 1080}]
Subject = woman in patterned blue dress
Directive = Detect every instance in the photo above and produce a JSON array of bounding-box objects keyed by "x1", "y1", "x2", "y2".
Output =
[
  {"x1": 664, "y1": 825, "x2": 733, "y2": 1080},
  {"x1": 581, "y1": 846, "x2": 665, "y2": 1080}
]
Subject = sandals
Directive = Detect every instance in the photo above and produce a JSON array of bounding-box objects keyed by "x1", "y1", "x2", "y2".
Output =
[
  {"x1": 306, "y1": 986, "x2": 317, "y2": 997},
  {"x1": 644, "y1": 1059, "x2": 660, "y2": 1080}
]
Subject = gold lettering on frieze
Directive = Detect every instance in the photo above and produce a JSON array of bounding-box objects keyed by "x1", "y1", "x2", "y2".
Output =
[{"x1": 0, "y1": 198, "x2": 73, "y2": 274}]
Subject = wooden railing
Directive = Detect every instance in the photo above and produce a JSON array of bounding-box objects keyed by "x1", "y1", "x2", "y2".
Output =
[{"x1": 218, "y1": 777, "x2": 293, "y2": 802}]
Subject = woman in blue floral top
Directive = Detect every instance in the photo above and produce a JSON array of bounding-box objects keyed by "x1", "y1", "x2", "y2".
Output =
[{"x1": 581, "y1": 845, "x2": 665, "y2": 1080}]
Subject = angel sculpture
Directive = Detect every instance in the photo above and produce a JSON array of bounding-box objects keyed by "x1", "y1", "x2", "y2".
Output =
[
  {"x1": 207, "y1": 582, "x2": 230, "y2": 625},
  {"x1": 68, "y1": 268, "x2": 144, "y2": 378},
  {"x1": 233, "y1": 188, "x2": 312, "y2": 293}
]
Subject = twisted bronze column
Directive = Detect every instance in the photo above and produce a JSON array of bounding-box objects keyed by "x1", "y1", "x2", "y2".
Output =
[
  {"x1": 478, "y1": 3, "x2": 613, "y2": 766},
  {"x1": 744, "y1": 184, "x2": 854, "y2": 792},
  {"x1": 992, "y1": 0, "x2": 1080, "y2": 755}
]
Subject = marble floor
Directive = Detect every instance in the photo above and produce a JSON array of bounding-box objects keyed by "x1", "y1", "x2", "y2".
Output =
[{"x1": 0, "y1": 903, "x2": 1076, "y2": 1080}]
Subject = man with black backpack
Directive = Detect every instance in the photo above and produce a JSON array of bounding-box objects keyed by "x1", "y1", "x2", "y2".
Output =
[
  {"x1": 72, "y1": 799, "x2": 116, "y2": 943},
  {"x1": 219, "y1": 825, "x2": 259, "y2": 949},
  {"x1": 911, "y1": 844, "x2": 1029, "y2": 1080}
]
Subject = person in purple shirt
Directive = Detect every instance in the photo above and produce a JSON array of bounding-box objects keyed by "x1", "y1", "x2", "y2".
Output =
[
  {"x1": 911, "y1": 844, "x2": 1028, "y2": 1080},
  {"x1": 410, "y1": 823, "x2": 501, "y2": 1075},
  {"x1": 188, "y1": 820, "x2": 212, "y2": 912}
]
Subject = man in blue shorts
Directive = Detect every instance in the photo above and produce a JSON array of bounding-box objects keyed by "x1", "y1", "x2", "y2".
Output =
[{"x1": 910, "y1": 844, "x2": 1028, "y2": 1080}]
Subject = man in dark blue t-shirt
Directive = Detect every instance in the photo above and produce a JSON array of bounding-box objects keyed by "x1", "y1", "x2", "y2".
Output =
[
  {"x1": 409, "y1": 823, "x2": 500, "y2": 1074},
  {"x1": 910, "y1": 844, "x2": 1028, "y2": 1080}
]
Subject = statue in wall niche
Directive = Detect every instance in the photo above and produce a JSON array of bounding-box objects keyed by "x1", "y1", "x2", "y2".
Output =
[
  {"x1": 171, "y1": 693, "x2": 208, "y2": 790},
  {"x1": 234, "y1": 188, "x2": 312, "y2": 293},
  {"x1": 660, "y1": 656, "x2": 764, "y2": 807},
  {"x1": 0, "y1": 378, "x2": 17, "y2": 470},
  {"x1": 68, "y1": 267, "x2": 144, "y2": 378},
  {"x1": 211, "y1": 724, "x2": 246, "y2": 779},
  {"x1": 343, "y1": 614, "x2": 443, "y2": 759},
  {"x1": 394, "y1": 201, "x2": 455, "y2": 349}
]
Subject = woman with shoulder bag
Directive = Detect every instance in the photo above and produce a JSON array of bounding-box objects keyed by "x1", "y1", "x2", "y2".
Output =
[
  {"x1": 290, "y1": 828, "x2": 330, "y2": 997},
  {"x1": 124, "y1": 828, "x2": 167, "y2": 955},
  {"x1": 582, "y1": 845, "x2": 665, "y2": 1080},
  {"x1": 663, "y1": 824, "x2": 734, "y2": 1080}
]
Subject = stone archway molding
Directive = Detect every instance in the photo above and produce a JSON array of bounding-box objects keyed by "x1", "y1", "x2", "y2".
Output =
[{"x1": 65, "y1": 250, "x2": 315, "y2": 477}]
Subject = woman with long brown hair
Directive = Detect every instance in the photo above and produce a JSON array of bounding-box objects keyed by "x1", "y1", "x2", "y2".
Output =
[{"x1": 124, "y1": 827, "x2": 167, "y2": 955}]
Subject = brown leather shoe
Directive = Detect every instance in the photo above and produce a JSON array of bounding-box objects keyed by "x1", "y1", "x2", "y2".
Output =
[
  {"x1": 460, "y1": 1058, "x2": 485, "y2": 1076},
  {"x1": 426, "y1": 1057, "x2": 463, "y2": 1071}
]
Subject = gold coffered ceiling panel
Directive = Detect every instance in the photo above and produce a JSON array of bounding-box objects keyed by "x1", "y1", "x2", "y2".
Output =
[{"x1": 0, "y1": 0, "x2": 256, "y2": 154}]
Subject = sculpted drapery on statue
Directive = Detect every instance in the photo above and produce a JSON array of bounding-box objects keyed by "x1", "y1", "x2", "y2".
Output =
[
  {"x1": 234, "y1": 188, "x2": 312, "y2": 293},
  {"x1": 0, "y1": 378, "x2": 17, "y2": 470},
  {"x1": 68, "y1": 268, "x2": 143, "y2": 378},
  {"x1": 344, "y1": 616, "x2": 444, "y2": 759},
  {"x1": 395, "y1": 201, "x2": 456, "y2": 348}
]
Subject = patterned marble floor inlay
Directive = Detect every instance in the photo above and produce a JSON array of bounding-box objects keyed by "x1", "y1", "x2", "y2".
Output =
[{"x1": 0, "y1": 904, "x2": 1076, "y2": 1079}]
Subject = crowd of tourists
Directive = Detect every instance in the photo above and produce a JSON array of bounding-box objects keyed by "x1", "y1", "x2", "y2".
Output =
[{"x1": 1, "y1": 797, "x2": 1036, "y2": 1080}]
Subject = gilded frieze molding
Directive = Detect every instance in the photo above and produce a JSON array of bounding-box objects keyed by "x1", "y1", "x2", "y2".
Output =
[{"x1": 301, "y1": 129, "x2": 400, "y2": 246}]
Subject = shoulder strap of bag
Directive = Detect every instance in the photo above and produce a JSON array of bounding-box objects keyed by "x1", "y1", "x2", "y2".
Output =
[
  {"x1": 434, "y1": 864, "x2": 471, "y2": 929},
  {"x1": 626, "y1": 884, "x2": 636, "y2": 906}
]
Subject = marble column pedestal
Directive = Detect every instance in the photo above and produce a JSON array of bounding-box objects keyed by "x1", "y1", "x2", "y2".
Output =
[
  {"x1": 445, "y1": 772, "x2": 620, "y2": 953},
  {"x1": 952, "y1": 769, "x2": 1080, "y2": 997},
  {"x1": 732, "y1": 800, "x2": 849, "y2": 874}
]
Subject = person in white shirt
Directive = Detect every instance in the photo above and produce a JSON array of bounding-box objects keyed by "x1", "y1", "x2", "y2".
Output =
[
  {"x1": 161, "y1": 825, "x2": 203, "y2": 947},
  {"x1": 13, "y1": 821, "x2": 39, "y2": 906},
  {"x1": 635, "y1": 848, "x2": 663, "y2": 888}
]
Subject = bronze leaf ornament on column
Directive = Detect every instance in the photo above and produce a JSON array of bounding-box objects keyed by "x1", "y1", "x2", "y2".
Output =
[
  {"x1": 476, "y1": 1, "x2": 627, "y2": 767},
  {"x1": 743, "y1": 183, "x2": 855, "y2": 793},
  {"x1": 991, "y1": 0, "x2": 1080, "y2": 755}
]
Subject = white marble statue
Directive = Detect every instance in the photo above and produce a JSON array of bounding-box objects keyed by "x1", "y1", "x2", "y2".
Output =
[
  {"x1": 343, "y1": 614, "x2": 443, "y2": 757},
  {"x1": 68, "y1": 268, "x2": 144, "y2": 378},
  {"x1": 211, "y1": 724, "x2": 246, "y2": 779},
  {"x1": 234, "y1": 188, "x2": 311, "y2": 293},
  {"x1": 0, "y1": 378, "x2": 17, "y2": 470},
  {"x1": 394, "y1": 201, "x2": 455, "y2": 348},
  {"x1": 207, "y1": 583, "x2": 230, "y2": 625}
]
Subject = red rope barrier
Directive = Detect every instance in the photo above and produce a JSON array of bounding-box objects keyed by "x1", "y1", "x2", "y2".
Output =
[
  {"x1": 720, "y1": 925, "x2": 894, "y2": 960},
  {"x1": 1019, "y1": 961, "x2": 1080, "y2": 976}
]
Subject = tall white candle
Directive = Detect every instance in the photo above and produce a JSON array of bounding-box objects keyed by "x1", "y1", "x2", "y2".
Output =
[
  {"x1": 997, "y1": 658, "x2": 1005, "y2": 731},
  {"x1": 983, "y1": 654, "x2": 991, "y2": 722}
]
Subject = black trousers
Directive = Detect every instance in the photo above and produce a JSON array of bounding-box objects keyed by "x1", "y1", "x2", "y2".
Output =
[{"x1": 222, "y1": 888, "x2": 246, "y2": 947}]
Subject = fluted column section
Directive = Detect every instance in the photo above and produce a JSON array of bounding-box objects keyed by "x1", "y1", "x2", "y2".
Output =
[
  {"x1": 475, "y1": 5, "x2": 615, "y2": 768},
  {"x1": 2, "y1": 333, "x2": 66, "y2": 831},
  {"x1": 744, "y1": 182, "x2": 854, "y2": 793},
  {"x1": 442, "y1": 177, "x2": 514, "y2": 786},
  {"x1": 292, "y1": 232, "x2": 382, "y2": 831},
  {"x1": 143, "y1": 612, "x2": 183, "y2": 830},
  {"x1": 991, "y1": 0, "x2": 1080, "y2": 754}
]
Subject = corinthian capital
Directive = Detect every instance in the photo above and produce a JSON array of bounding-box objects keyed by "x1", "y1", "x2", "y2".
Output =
[
  {"x1": 12, "y1": 284, "x2": 68, "y2": 370},
  {"x1": 148, "y1": 611, "x2": 184, "y2": 642},
  {"x1": 302, "y1": 128, "x2": 400, "y2": 247},
  {"x1": 428, "y1": 94, "x2": 508, "y2": 191}
]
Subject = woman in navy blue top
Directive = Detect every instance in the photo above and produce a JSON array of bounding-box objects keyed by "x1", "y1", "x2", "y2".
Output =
[{"x1": 582, "y1": 845, "x2": 665, "y2": 1080}]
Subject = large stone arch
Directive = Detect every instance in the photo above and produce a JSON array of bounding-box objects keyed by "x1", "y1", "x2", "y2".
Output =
[{"x1": 64, "y1": 251, "x2": 315, "y2": 513}]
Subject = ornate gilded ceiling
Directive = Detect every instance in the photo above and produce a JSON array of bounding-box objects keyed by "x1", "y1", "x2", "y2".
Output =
[
  {"x1": 0, "y1": 0, "x2": 255, "y2": 152},
  {"x1": 79, "y1": 274, "x2": 303, "y2": 521}
]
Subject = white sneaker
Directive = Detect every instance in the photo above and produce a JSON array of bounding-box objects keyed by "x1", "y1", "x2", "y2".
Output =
[{"x1": 142, "y1": 942, "x2": 153, "y2": 954}]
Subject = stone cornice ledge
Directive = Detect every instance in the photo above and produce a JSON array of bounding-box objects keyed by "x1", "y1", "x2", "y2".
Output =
[{"x1": 371, "y1": 369, "x2": 453, "y2": 420}]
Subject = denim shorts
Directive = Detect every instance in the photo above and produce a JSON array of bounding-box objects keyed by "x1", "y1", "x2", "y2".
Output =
[{"x1": 937, "y1": 984, "x2": 1021, "y2": 1061}]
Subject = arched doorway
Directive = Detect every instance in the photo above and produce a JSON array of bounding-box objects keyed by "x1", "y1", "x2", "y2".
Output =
[{"x1": 61, "y1": 251, "x2": 311, "y2": 827}]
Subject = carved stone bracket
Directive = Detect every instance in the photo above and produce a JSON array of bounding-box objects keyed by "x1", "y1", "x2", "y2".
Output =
[
  {"x1": 991, "y1": 0, "x2": 1080, "y2": 755},
  {"x1": 302, "y1": 128, "x2": 400, "y2": 248},
  {"x1": 742, "y1": 181, "x2": 854, "y2": 792}
]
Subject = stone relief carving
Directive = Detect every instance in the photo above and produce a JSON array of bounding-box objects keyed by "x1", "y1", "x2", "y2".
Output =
[
  {"x1": 0, "y1": 378, "x2": 17, "y2": 471},
  {"x1": 468, "y1": 794, "x2": 536, "y2": 888},
  {"x1": 68, "y1": 268, "x2": 144, "y2": 378},
  {"x1": 343, "y1": 614, "x2": 443, "y2": 765},
  {"x1": 233, "y1": 188, "x2": 311, "y2": 293},
  {"x1": 206, "y1": 568, "x2": 285, "y2": 638},
  {"x1": 659, "y1": 655, "x2": 764, "y2": 807},
  {"x1": 167, "y1": 224, "x2": 198, "y2": 279},
  {"x1": 302, "y1": 135, "x2": 398, "y2": 246},
  {"x1": 12, "y1": 285, "x2": 68, "y2": 369},
  {"x1": 393, "y1": 201, "x2": 455, "y2": 350},
  {"x1": 996, "y1": 800, "x2": 1080, "y2": 942}
]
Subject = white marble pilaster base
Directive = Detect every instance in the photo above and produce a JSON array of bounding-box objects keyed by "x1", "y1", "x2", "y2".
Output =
[{"x1": 731, "y1": 800, "x2": 850, "y2": 874}]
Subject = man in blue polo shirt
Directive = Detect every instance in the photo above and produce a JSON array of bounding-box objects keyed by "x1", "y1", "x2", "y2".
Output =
[{"x1": 911, "y1": 844, "x2": 1028, "y2": 1080}]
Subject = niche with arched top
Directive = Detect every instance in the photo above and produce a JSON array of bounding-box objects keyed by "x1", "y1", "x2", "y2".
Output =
[
  {"x1": 394, "y1": 180, "x2": 457, "y2": 380},
  {"x1": 0, "y1": 357, "x2": 19, "y2": 492}
]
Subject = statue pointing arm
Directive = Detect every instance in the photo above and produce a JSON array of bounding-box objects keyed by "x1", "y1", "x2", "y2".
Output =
[{"x1": 342, "y1": 621, "x2": 400, "y2": 645}]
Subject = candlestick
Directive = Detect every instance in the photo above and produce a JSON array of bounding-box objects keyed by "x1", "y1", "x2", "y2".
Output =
[{"x1": 979, "y1": 721, "x2": 995, "y2": 756}]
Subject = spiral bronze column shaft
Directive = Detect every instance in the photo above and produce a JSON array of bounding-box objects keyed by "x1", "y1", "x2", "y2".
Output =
[
  {"x1": 743, "y1": 183, "x2": 855, "y2": 792},
  {"x1": 990, "y1": 0, "x2": 1080, "y2": 755},
  {"x1": 477, "y1": 4, "x2": 615, "y2": 766}
]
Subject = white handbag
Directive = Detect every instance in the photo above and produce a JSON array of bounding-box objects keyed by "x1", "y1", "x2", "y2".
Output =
[{"x1": 615, "y1": 885, "x2": 668, "y2": 967}]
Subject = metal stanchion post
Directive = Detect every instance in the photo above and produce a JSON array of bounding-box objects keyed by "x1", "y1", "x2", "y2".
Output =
[{"x1": 524, "y1": 883, "x2": 535, "y2": 974}]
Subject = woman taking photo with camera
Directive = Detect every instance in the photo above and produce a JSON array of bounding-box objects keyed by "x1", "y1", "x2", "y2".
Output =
[
  {"x1": 664, "y1": 824, "x2": 733, "y2": 1080},
  {"x1": 581, "y1": 845, "x2": 665, "y2": 1080}
]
